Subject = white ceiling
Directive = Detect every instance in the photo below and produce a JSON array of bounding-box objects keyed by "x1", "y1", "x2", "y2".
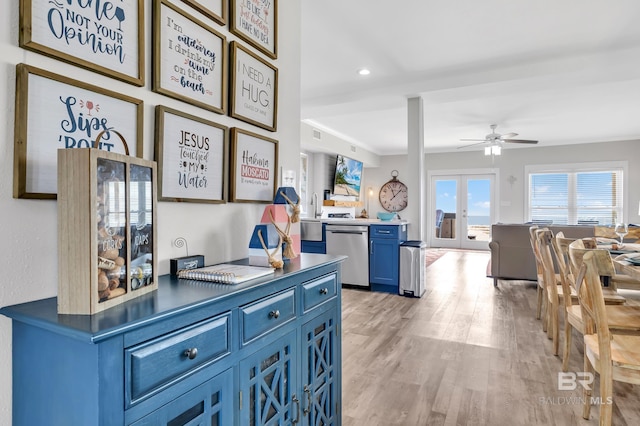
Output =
[{"x1": 300, "y1": 0, "x2": 640, "y2": 156}]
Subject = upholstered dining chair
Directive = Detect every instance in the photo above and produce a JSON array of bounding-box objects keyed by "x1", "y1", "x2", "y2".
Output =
[{"x1": 578, "y1": 251, "x2": 640, "y2": 426}]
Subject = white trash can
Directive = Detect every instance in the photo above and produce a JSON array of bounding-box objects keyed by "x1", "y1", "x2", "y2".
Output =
[{"x1": 399, "y1": 240, "x2": 427, "y2": 297}]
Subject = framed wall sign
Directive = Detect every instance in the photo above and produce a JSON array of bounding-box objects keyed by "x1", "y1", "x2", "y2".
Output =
[
  {"x1": 230, "y1": 0, "x2": 277, "y2": 59},
  {"x1": 230, "y1": 127, "x2": 278, "y2": 203},
  {"x1": 13, "y1": 63, "x2": 143, "y2": 199},
  {"x1": 155, "y1": 105, "x2": 228, "y2": 203},
  {"x1": 181, "y1": 0, "x2": 226, "y2": 25},
  {"x1": 230, "y1": 41, "x2": 278, "y2": 132},
  {"x1": 153, "y1": 0, "x2": 227, "y2": 114},
  {"x1": 20, "y1": 0, "x2": 144, "y2": 86}
]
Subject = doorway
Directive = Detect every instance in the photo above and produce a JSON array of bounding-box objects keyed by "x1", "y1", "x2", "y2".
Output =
[{"x1": 430, "y1": 172, "x2": 496, "y2": 250}]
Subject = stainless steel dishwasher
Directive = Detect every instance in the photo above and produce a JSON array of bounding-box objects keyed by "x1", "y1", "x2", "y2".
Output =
[{"x1": 325, "y1": 224, "x2": 369, "y2": 288}]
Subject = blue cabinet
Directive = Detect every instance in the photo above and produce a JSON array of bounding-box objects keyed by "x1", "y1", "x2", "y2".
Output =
[
  {"x1": 0, "y1": 255, "x2": 343, "y2": 426},
  {"x1": 369, "y1": 224, "x2": 407, "y2": 293},
  {"x1": 301, "y1": 222, "x2": 326, "y2": 254}
]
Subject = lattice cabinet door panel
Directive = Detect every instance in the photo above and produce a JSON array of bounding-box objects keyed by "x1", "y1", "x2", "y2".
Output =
[
  {"x1": 301, "y1": 310, "x2": 339, "y2": 426},
  {"x1": 240, "y1": 331, "x2": 299, "y2": 426},
  {"x1": 130, "y1": 368, "x2": 233, "y2": 426}
]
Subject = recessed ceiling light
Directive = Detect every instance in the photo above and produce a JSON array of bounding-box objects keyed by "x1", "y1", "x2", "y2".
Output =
[{"x1": 357, "y1": 68, "x2": 370, "y2": 76}]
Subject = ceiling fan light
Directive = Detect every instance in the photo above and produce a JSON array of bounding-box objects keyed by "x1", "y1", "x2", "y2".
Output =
[
  {"x1": 484, "y1": 146, "x2": 491, "y2": 156},
  {"x1": 492, "y1": 145, "x2": 502, "y2": 155}
]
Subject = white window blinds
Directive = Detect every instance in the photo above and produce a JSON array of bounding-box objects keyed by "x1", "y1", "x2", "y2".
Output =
[{"x1": 528, "y1": 166, "x2": 623, "y2": 226}]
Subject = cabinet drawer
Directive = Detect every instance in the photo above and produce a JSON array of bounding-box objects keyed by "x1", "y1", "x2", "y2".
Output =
[
  {"x1": 241, "y1": 288, "x2": 296, "y2": 344},
  {"x1": 125, "y1": 313, "x2": 231, "y2": 405},
  {"x1": 302, "y1": 274, "x2": 337, "y2": 313},
  {"x1": 370, "y1": 225, "x2": 399, "y2": 239}
]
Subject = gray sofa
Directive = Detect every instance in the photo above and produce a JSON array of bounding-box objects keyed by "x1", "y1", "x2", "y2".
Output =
[{"x1": 488, "y1": 223, "x2": 595, "y2": 286}]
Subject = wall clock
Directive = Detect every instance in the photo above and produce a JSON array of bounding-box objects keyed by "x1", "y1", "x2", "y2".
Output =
[{"x1": 379, "y1": 170, "x2": 408, "y2": 212}]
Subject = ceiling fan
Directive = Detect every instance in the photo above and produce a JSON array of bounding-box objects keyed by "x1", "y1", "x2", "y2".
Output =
[{"x1": 458, "y1": 124, "x2": 538, "y2": 153}]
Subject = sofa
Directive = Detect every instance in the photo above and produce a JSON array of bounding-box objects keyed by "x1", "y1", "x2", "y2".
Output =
[{"x1": 488, "y1": 223, "x2": 596, "y2": 286}]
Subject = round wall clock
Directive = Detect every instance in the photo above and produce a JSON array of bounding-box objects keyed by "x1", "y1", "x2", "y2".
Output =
[{"x1": 379, "y1": 170, "x2": 408, "y2": 212}]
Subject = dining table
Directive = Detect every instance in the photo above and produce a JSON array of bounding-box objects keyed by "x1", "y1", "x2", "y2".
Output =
[{"x1": 605, "y1": 240, "x2": 640, "y2": 282}]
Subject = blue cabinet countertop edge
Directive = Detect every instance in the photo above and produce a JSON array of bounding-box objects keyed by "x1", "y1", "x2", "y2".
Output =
[{"x1": 0, "y1": 254, "x2": 346, "y2": 344}]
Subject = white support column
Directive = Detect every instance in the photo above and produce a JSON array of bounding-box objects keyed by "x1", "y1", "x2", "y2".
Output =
[{"x1": 407, "y1": 97, "x2": 425, "y2": 241}]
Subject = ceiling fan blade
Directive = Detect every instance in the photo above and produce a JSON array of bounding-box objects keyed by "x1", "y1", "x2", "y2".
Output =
[
  {"x1": 504, "y1": 139, "x2": 538, "y2": 144},
  {"x1": 459, "y1": 138, "x2": 487, "y2": 142},
  {"x1": 501, "y1": 132, "x2": 518, "y2": 139},
  {"x1": 457, "y1": 141, "x2": 488, "y2": 149}
]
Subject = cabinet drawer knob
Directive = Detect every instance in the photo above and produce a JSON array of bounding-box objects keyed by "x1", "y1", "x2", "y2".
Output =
[
  {"x1": 269, "y1": 309, "x2": 280, "y2": 319},
  {"x1": 183, "y1": 348, "x2": 198, "y2": 360},
  {"x1": 319, "y1": 288, "x2": 328, "y2": 295}
]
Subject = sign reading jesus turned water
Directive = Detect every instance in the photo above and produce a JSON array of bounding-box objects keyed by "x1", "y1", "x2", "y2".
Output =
[
  {"x1": 157, "y1": 108, "x2": 226, "y2": 203},
  {"x1": 24, "y1": 0, "x2": 142, "y2": 84},
  {"x1": 156, "y1": 0, "x2": 226, "y2": 114}
]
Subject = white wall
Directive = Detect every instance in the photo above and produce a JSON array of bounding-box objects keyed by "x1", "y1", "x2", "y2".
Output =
[
  {"x1": 363, "y1": 140, "x2": 640, "y2": 242},
  {"x1": 0, "y1": 1, "x2": 301, "y2": 423}
]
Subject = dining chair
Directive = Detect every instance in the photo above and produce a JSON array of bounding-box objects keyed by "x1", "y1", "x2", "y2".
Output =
[
  {"x1": 569, "y1": 238, "x2": 640, "y2": 292},
  {"x1": 537, "y1": 229, "x2": 577, "y2": 354},
  {"x1": 578, "y1": 251, "x2": 640, "y2": 426},
  {"x1": 557, "y1": 237, "x2": 640, "y2": 372},
  {"x1": 530, "y1": 226, "x2": 562, "y2": 323}
]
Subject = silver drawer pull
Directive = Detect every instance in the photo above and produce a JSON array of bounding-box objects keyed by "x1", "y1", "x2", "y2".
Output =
[
  {"x1": 269, "y1": 309, "x2": 280, "y2": 319},
  {"x1": 319, "y1": 288, "x2": 328, "y2": 295},
  {"x1": 183, "y1": 348, "x2": 198, "y2": 360}
]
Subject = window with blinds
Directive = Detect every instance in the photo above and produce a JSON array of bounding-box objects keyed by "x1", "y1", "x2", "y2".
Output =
[{"x1": 527, "y1": 163, "x2": 624, "y2": 226}]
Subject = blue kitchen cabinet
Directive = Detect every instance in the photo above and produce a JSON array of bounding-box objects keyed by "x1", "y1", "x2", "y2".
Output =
[
  {"x1": 301, "y1": 222, "x2": 326, "y2": 254},
  {"x1": 369, "y1": 224, "x2": 407, "y2": 293},
  {"x1": 0, "y1": 254, "x2": 343, "y2": 426}
]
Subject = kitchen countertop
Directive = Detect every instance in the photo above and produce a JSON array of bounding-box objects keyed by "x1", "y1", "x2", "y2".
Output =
[{"x1": 301, "y1": 217, "x2": 409, "y2": 226}]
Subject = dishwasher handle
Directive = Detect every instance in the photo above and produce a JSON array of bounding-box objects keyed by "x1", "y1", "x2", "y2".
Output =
[{"x1": 327, "y1": 230, "x2": 366, "y2": 235}]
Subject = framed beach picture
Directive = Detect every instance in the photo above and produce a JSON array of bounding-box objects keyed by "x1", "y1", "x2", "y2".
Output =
[
  {"x1": 155, "y1": 105, "x2": 228, "y2": 203},
  {"x1": 230, "y1": 127, "x2": 278, "y2": 203},
  {"x1": 230, "y1": 0, "x2": 277, "y2": 59},
  {"x1": 20, "y1": 0, "x2": 145, "y2": 86},
  {"x1": 153, "y1": 0, "x2": 227, "y2": 114},
  {"x1": 181, "y1": 0, "x2": 226, "y2": 25},
  {"x1": 230, "y1": 41, "x2": 278, "y2": 132},
  {"x1": 13, "y1": 63, "x2": 143, "y2": 199}
]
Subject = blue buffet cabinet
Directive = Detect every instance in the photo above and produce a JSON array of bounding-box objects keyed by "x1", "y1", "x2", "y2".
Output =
[
  {"x1": 369, "y1": 224, "x2": 408, "y2": 293},
  {"x1": 1, "y1": 254, "x2": 344, "y2": 426}
]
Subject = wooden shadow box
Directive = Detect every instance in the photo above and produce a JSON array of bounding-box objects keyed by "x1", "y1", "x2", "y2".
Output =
[{"x1": 57, "y1": 147, "x2": 158, "y2": 315}]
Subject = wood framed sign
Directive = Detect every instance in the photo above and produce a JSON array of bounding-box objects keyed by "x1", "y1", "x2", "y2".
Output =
[
  {"x1": 153, "y1": 0, "x2": 227, "y2": 114},
  {"x1": 155, "y1": 105, "x2": 228, "y2": 203},
  {"x1": 230, "y1": 127, "x2": 278, "y2": 203},
  {"x1": 13, "y1": 63, "x2": 143, "y2": 199},
  {"x1": 19, "y1": 0, "x2": 144, "y2": 86},
  {"x1": 230, "y1": 41, "x2": 278, "y2": 132},
  {"x1": 181, "y1": 0, "x2": 226, "y2": 25},
  {"x1": 230, "y1": 0, "x2": 277, "y2": 59}
]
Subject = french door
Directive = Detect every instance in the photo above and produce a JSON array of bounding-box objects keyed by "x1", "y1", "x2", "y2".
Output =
[{"x1": 430, "y1": 173, "x2": 495, "y2": 250}]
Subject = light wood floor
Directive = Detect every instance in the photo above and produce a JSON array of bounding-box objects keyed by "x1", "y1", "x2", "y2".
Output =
[{"x1": 341, "y1": 250, "x2": 640, "y2": 426}]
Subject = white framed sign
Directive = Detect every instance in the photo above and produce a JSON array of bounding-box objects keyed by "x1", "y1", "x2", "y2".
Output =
[
  {"x1": 20, "y1": 0, "x2": 144, "y2": 86},
  {"x1": 13, "y1": 64, "x2": 143, "y2": 199},
  {"x1": 153, "y1": 0, "x2": 227, "y2": 115},
  {"x1": 230, "y1": 0, "x2": 277, "y2": 59},
  {"x1": 155, "y1": 106, "x2": 228, "y2": 203},
  {"x1": 230, "y1": 127, "x2": 278, "y2": 203},
  {"x1": 230, "y1": 41, "x2": 278, "y2": 132},
  {"x1": 181, "y1": 0, "x2": 226, "y2": 25}
]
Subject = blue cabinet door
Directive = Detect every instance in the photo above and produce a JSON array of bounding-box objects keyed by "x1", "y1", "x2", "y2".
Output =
[
  {"x1": 239, "y1": 330, "x2": 299, "y2": 426},
  {"x1": 369, "y1": 238, "x2": 399, "y2": 290},
  {"x1": 301, "y1": 309, "x2": 339, "y2": 426},
  {"x1": 130, "y1": 368, "x2": 234, "y2": 426}
]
